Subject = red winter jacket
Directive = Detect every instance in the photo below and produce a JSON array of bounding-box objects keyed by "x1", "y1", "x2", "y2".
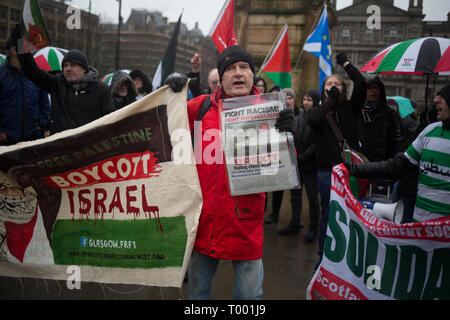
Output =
[{"x1": 187, "y1": 88, "x2": 266, "y2": 260}]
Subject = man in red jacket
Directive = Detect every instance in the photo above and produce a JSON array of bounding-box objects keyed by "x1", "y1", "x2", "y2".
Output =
[{"x1": 167, "y1": 45, "x2": 296, "y2": 300}]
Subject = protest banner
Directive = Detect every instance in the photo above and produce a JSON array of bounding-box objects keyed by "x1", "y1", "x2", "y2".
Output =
[
  {"x1": 307, "y1": 164, "x2": 449, "y2": 300},
  {"x1": 0, "y1": 85, "x2": 203, "y2": 288}
]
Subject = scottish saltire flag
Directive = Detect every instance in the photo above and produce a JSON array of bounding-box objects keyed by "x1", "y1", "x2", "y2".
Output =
[{"x1": 303, "y1": 4, "x2": 332, "y2": 91}]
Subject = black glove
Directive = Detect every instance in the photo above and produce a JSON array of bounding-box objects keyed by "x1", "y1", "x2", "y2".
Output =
[
  {"x1": 326, "y1": 86, "x2": 341, "y2": 102},
  {"x1": 8, "y1": 24, "x2": 22, "y2": 51},
  {"x1": 275, "y1": 108, "x2": 296, "y2": 133},
  {"x1": 343, "y1": 162, "x2": 353, "y2": 175},
  {"x1": 165, "y1": 72, "x2": 188, "y2": 93},
  {"x1": 336, "y1": 52, "x2": 348, "y2": 67}
]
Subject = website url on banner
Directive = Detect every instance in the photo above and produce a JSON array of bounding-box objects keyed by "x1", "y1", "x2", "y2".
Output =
[
  {"x1": 68, "y1": 251, "x2": 165, "y2": 261},
  {"x1": 80, "y1": 237, "x2": 137, "y2": 250}
]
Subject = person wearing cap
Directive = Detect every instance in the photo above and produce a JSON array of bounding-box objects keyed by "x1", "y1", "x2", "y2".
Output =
[
  {"x1": 166, "y1": 45, "x2": 296, "y2": 300},
  {"x1": 0, "y1": 25, "x2": 50, "y2": 145},
  {"x1": 13, "y1": 27, "x2": 114, "y2": 135},
  {"x1": 345, "y1": 84, "x2": 450, "y2": 223}
]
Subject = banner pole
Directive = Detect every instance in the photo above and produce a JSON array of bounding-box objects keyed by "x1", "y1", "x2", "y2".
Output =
[
  {"x1": 293, "y1": 5, "x2": 324, "y2": 74},
  {"x1": 257, "y1": 23, "x2": 286, "y2": 77}
]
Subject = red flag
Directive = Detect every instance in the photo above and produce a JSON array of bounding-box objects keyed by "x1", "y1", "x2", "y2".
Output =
[{"x1": 208, "y1": 0, "x2": 238, "y2": 53}]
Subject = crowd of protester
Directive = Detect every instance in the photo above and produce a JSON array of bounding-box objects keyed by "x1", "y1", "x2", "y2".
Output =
[{"x1": 1, "y1": 24, "x2": 449, "y2": 301}]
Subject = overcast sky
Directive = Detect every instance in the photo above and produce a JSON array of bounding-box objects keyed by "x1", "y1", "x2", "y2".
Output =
[{"x1": 69, "y1": 0, "x2": 450, "y2": 34}]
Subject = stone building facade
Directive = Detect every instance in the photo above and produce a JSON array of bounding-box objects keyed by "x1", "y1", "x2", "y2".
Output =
[
  {"x1": 333, "y1": 0, "x2": 450, "y2": 110},
  {"x1": 235, "y1": 0, "x2": 337, "y2": 94},
  {"x1": 0, "y1": 0, "x2": 216, "y2": 84},
  {"x1": 0, "y1": 0, "x2": 102, "y2": 67}
]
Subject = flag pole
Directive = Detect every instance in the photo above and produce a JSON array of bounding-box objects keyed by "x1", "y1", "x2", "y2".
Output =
[
  {"x1": 292, "y1": 4, "x2": 325, "y2": 74},
  {"x1": 257, "y1": 23, "x2": 286, "y2": 77}
]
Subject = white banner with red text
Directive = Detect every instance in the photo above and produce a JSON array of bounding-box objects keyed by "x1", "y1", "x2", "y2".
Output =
[{"x1": 307, "y1": 164, "x2": 449, "y2": 300}]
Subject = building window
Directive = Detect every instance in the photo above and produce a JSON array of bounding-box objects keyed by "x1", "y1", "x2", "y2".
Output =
[
  {"x1": 342, "y1": 26, "x2": 350, "y2": 41},
  {"x1": 405, "y1": 88, "x2": 412, "y2": 98},
  {"x1": 389, "y1": 28, "x2": 398, "y2": 39},
  {"x1": 409, "y1": 29, "x2": 418, "y2": 39},
  {"x1": 10, "y1": 9, "x2": 21, "y2": 22},
  {"x1": 364, "y1": 29, "x2": 374, "y2": 42},
  {"x1": 0, "y1": 5, "x2": 7, "y2": 20},
  {"x1": 385, "y1": 25, "x2": 401, "y2": 43},
  {"x1": 0, "y1": 26, "x2": 7, "y2": 40},
  {"x1": 358, "y1": 53, "x2": 371, "y2": 66}
]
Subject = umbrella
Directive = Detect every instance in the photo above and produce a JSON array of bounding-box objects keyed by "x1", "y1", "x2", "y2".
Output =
[
  {"x1": 434, "y1": 46, "x2": 450, "y2": 75},
  {"x1": 386, "y1": 96, "x2": 415, "y2": 118},
  {"x1": 101, "y1": 69, "x2": 131, "y2": 86},
  {"x1": 360, "y1": 37, "x2": 450, "y2": 108},
  {"x1": 360, "y1": 37, "x2": 450, "y2": 74},
  {"x1": 0, "y1": 54, "x2": 6, "y2": 65},
  {"x1": 33, "y1": 46, "x2": 68, "y2": 72}
]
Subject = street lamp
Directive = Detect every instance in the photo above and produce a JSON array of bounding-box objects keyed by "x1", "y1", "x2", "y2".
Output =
[
  {"x1": 86, "y1": 0, "x2": 91, "y2": 59},
  {"x1": 115, "y1": 0, "x2": 122, "y2": 70}
]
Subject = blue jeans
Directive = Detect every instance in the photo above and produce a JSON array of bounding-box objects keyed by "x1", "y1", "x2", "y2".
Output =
[
  {"x1": 317, "y1": 170, "x2": 332, "y2": 258},
  {"x1": 187, "y1": 250, "x2": 264, "y2": 300}
]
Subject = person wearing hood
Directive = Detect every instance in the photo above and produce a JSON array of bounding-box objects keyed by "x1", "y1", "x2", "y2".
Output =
[
  {"x1": 265, "y1": 88, "x2": 302, "y2": 229},
  {"x1": 129, "y1": 69, "x2": 152, "y2": 99},
  {"x1": 0, "y1": 26, "x2": 50, "y2": 145},
  {"x1": 345, "y1": 84, "x2": 450, "y2": 223},
  {"x1": 307, "y1": 52, "x2": 367, "y2": 271},
  {"x1": 268, "y1": 84, "x2": 281, "y2": 93},
  {"x1": 296, "y1": 89, "x2": 321, "y2": 241},
  {"x1": 12, "y1": 27, "x2": 114, "y2": 135},
  {"x1": 110, "y1": 71, "x2": 138, "y2": 110},
  {"x1": 358, "y1": 74, "x2": 402, "y2": 162}
]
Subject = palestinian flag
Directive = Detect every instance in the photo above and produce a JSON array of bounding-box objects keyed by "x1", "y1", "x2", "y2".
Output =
[
  {"x1": 152, "y1": 14, "x2": 182, "y2": 89},
  {"x1": 343, "y1": 148, "x2": 369, "y2": 199},
  {"x1": 260, "y1": 23, "x2": 292, "y2": 89},
  {"x1": 20, "y1": 0, "x2": 51, "y2": 53}
]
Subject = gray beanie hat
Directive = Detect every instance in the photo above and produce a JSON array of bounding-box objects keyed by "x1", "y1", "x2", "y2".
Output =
[{"x1": 283, "y1": 88, "x2": 296, "y2": 101}]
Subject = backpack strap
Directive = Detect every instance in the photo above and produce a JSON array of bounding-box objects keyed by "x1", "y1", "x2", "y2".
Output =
[
  {"x1": 192, "y1": 95, "x2": 212, "y2": 149},
  {"x1": 197, "y1": 95, "x2": 212, "y2": 121}
]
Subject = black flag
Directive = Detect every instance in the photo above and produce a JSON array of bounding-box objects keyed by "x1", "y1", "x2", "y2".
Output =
[{"x1": 152, "y1": 13, "x2": 182, "y2": 89}]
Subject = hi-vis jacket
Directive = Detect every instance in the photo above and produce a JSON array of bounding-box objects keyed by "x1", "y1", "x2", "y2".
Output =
[{"x1": 187, "y1": 87, "x2": 265, "y2": 260}]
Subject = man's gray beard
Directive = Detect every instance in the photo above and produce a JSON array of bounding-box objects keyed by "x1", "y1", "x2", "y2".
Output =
[{"x1": 0, "y1": 187, "x2": 37, "y2": 224}]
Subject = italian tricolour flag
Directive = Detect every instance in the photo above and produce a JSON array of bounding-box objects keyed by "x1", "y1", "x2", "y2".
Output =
[
  {"x1": 260, "y1": 23, "x2": 292, "y2": 89},
  {"x1": 21, "y1": 0, "x2": 51, "y2": 53}
]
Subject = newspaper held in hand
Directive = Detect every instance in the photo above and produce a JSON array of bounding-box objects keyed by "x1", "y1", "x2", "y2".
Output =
[{"x1": 220, "y1": 92, "x2": 300, "y2": 196}]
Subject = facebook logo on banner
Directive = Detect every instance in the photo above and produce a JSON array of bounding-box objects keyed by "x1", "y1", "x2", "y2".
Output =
[
  {"x1": 303, "y1": 4, "x2": 332, "y2": 91},
  {"x1": 80, "y1": 237, "x2": 88, "y2": 248}
]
